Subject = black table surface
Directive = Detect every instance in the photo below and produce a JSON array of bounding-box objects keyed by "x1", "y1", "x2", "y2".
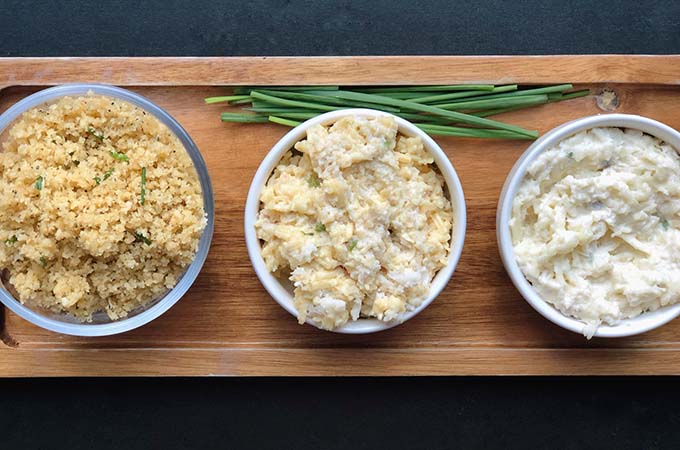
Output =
[{"x1": 2, "y1": 1, "x2": 680, "y2": 449}]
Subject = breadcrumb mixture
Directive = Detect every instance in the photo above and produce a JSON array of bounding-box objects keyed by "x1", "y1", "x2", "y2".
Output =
[{"x1": 0, "y1": 93, "x2": 206, "y2": 321}]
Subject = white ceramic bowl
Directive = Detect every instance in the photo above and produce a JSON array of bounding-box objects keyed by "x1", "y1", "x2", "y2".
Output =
[
  {"x1": 245, "y1": 109, "x2": 466, "y2": 333},
  {"x1": 497, "y1": 113, "x2": 680, "y2": 338}
]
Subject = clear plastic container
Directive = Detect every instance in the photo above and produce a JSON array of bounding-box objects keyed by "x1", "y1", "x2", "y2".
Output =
[{"x1": 0, "y1": 84, "x2": 214, "y2": 336}]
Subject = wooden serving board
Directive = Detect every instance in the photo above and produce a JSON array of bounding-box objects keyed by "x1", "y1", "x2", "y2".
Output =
[{"x1": 2, "y1": 56, "x2": 680, "y2": 376}]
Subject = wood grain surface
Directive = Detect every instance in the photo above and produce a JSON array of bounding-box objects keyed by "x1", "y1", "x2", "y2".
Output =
[{"x1": 2, "y1": 56, "x2": 680, "y2": 376}]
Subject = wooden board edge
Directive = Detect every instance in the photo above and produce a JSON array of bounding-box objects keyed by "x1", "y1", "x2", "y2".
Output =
[
  {"x1": 1, "y1": 347, "x2": 679, "y2": 376},
  {"x1": 0, "y1": 55, "x2": 679, "y2": 88}
]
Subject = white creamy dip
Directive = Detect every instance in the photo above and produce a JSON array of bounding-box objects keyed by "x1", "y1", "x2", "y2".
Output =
[
  {"x1": 256, "y1": 115, "x2": 453, "y2": 330},
  {"x1": 511, "y1": 127, "x2": 680, "y2": 335}
]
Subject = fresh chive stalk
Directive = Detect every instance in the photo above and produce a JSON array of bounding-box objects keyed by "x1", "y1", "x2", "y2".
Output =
[
  {"x1": 4, "y1": 235, "x2": 17, "y2": 245},
  {"x1": 355, "y1": 85, "x2": 495, "y2": 93},
  {"x1": 409, "y1": 85, "x2": 518, "y2": 104},
  {"x1": 204, "y1": 95, "x2": 252, "y2": 104},
  {"x1": 433, "y1": 94, "x2": 548, "y2": 111},
  {"x1": 302, "y1": 90, "x2": 536, "y2": 137},
  {"x1": 35, "y1": 176, "x2": 44, "y2": 191},
  {"x1": 416, "y1": 124, "x2": 537, "y2": 139},
  {"x1": 269, "y1": 116, "x2": 301, "y2": 127},
  {"x1": 220, "y1": 112, "x2": 269, "y2": 123}
]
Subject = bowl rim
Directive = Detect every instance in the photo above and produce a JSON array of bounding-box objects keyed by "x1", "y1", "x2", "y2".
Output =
[
  {"x1": 497, "y1": 113, "x2": 680, "y2": 338},
  {"x1": 0, "y1": 83, "x2": 214, "y2": 336},
  {"x1": 244, "y1": 108, "x2": 467, "y2": 334}
]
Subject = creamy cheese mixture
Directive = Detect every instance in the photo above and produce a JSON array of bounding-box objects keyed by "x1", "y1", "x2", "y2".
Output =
[
  {"x1": 256, "y1": 115, "x2": 453, "y2": 330},
  {"x1": 511, "y1": 127, "x2": 680, "y2": 334}
]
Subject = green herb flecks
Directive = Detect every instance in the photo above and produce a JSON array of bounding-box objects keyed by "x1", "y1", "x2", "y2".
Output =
[
  {"x1": 39, "y1": 256, "x2": 47, "y2": 267},
  {"x1": 4, "y1": 235, "x2": 17, "y2": 245},
  {"x1": 35, "y1": 176, "x2": 44, "y2": 191},
  {"x1": 94, "y1": 168, "x2": 114, "y2": 186},
  {"x1": 87, "y1": 126, "x2": 105, "y2": 142},
  {"x1": 134, "y1": 232, "x2": 152, "y2": 246},
  {"x1": 306, "y1": 173, "x2": 321, "y2": 188},
  {"x1": 348, "y1": 238, "x2": 358, "y2": 251},
  {"x1": 141, "y1": 167, "x2": 147, "y2": 205},
  {"x1": 110, "y1": 150, "x2": 129, "y2": 162},
  {"x1": 661, "y1": 217, "x2": 670, "y2": 230},
  {"x1": 315, "y1": 223, "x2": 326, "y2": 232}
]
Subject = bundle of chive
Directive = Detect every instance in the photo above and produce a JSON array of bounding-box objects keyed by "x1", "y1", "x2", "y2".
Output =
[{"x1": 205, "y1": 84, "x2": 588, "y2": 140}]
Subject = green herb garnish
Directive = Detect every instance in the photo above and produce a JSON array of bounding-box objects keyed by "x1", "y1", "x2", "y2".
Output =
[
  {"x1": 568, "y1": 151, "x2": 574, "y2": 159},
  {"x1": 211, "y1": 85, "x2": 590, "y2": 139},
  {"x1": 315, "y1": 223, "x2": 326, "y2": 232},
  {"x1": 306, "y1": 173, "x2": 321, "y2": 188},
  {"x1": 348, "y1": 238, "x2": 358, "y2": 251},
  {"x1": 94, "y1": 169, "x2": 113, "y2": 186},
  {"x1": 35, "y1": 176, "x2": 44, "y2": 191},
  {"x1": 110, "y1": 150, "x2": 129, "y2": 162},
  {"x1": 39, "y1": 256, "x2": 46, "y2": 267},
  {"x1": 87, "y1": 126, "x2": 105, "y2": 142},
  {"x1": 4, "y1": 235, "x2": 17, "y2": 245},
  {"x1": 141, "y1": 167, "x2": 147, "y2": 205},
  {"x1": 661, "y1": 217, "x2": 670, "y2": 230},
  {"x1": 134, "y1": 232, "x2": 152, "y2": 246}
]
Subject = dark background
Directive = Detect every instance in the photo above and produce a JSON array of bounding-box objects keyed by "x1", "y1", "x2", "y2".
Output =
[{"x1": 2, "y1": 0, "x2": 680, "y2": 449}]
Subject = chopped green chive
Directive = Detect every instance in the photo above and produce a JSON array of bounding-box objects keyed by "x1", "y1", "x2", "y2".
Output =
[
  {"x1": 39, "y1": 256, "x2": 46, "y2": 267},
  {"x1": 87, "y1": 126, "x2": 105, "y2": 142},
  {"x1": 35, "y1": 176, "x2": 44, "y2": 191},
  {"x1": 348, "y1": 238, "x2": 358, "y2": 251},
  {"x1": 568, "y1": 151, "x2": 574, "y2": 159},
  {"x1": 110, "y1": 150, "x2": 129, "y2": 162},
  {"x1": 134, "y1": 232, "x2": 152, "y2": 245},
  {"x1": 306, "y1": 173, "x2": 321, "y2": 188},
  {"x1": 4, "y1": 235, "x2": 17, "y2": 245},
  {"x1": 661, "y1": 217, "x2": 670, "y2": 230},
  {"x1": 94, "y1": 168, "x2": 114, "y2": 186},
  {"x1": 315, "y1": 223, "x2": 326, "y2": 232},
  {"x1": 141, "y1": 167, "x2": 147, "y2": 205}
]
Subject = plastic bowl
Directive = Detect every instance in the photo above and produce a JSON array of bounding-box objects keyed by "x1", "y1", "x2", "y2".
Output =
[
  {"x1": 0, "y1": 84, "x2": 214, "y2": 336},
  {"x1": 245, "y1": 109, "x2": 466, "y2": 333},
  {"x1": 497, "y1": 113, "x2": 680, "y2": 338}
]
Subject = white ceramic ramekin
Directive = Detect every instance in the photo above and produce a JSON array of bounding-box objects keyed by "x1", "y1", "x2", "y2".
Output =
[
  {"x1": 497, "y1": 113, "x2": 680, "y2": 338},
  {"x1": 0, "y1": 84, "x2": 214, "y2": 336},
  {"x1": 245, "y1": 109, "x2": 466, "y2": 333}
]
